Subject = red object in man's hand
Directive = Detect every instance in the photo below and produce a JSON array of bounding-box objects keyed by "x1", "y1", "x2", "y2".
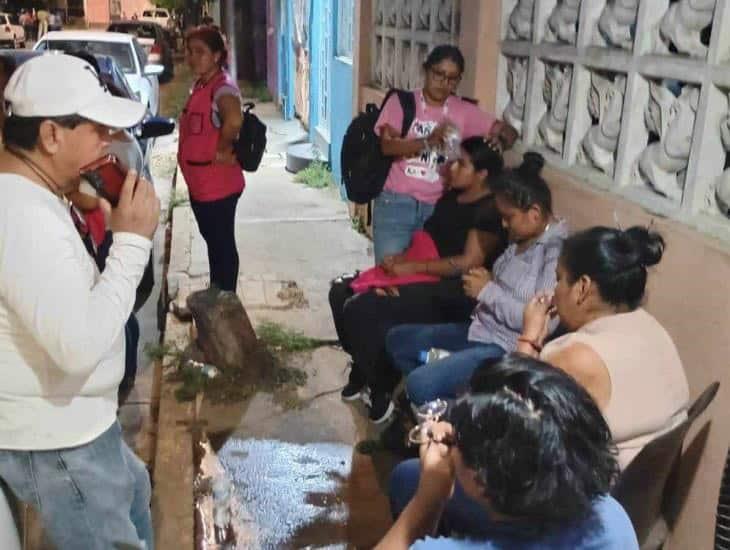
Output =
[{"x1": 80, "y1": 155, "x2": 128, "y2": 207}]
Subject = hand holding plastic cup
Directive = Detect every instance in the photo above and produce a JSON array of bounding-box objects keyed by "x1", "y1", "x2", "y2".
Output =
[
  {"x1": 442, "y1": 122, "x2": 462, "y2": 162},
  {"x1": 408, "y1": 398, "x2": 449, "y2": 446}
]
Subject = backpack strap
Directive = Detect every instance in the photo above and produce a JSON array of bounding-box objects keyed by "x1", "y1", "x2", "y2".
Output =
[
  {"x1": 379, "y1": 88, "x2": 417, "y2": 138},
  {"x1": 395, "y1": 90, "x2": 416, "y2": 138}
]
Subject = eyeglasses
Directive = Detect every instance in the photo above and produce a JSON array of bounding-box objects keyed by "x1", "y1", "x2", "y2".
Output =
[{"x1": 430, "y1": 68, "x2": 462, "y2": 86}]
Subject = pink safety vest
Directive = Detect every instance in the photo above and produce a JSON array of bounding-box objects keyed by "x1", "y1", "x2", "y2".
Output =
[{"x1": 178, "y1": 71, "x2": 245, "y2": 202}]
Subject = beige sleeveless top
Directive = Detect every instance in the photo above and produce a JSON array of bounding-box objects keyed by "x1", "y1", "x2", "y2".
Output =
[{"x1": 541, "y1": 308, "x2": 690, "y2": 470}]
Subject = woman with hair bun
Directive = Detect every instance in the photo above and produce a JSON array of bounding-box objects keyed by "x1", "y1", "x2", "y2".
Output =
[
  {"x1": 178, "y1": 25, "x2": 244, "y2": 292},
  {"x1": 519, "y1": 225, "x2": 690, "y2": 469}
]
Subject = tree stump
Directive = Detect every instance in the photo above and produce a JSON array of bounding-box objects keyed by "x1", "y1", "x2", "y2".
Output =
[{"x1": 186, "y1": 288, "x2": 274, "y2": 386}]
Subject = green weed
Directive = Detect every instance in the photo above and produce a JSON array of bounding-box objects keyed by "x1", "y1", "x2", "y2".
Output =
[
  {"x1": 293, "y1": 161, "x2": 334, "y2": 189},
  {"x1": 257, "y1": 320, "x2": 334, "y2": 353},
  {"x1": 166, "y1": 189, "x2": 190, "y2": 224},
  {"x1": 351, "y1": 215, "x2": 367, "y2": 235},
  {"x1": 144, "y1": 342, "x2": 185, "y2": 365}
]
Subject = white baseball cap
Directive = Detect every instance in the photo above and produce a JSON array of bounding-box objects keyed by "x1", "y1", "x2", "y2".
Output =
[{"x1": 4, "y1": 53, "x2": 145, "y2": 129}]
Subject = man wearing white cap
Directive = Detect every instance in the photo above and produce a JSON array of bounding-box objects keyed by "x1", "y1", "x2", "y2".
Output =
[{"x1": 0, "y1": 54, "x2": 159, "y2": 548}]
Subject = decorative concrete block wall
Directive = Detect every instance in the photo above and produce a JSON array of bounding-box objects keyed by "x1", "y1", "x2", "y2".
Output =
[
  {"x1": 371, "y1": 0, "x2": 461, "y2": 91},
  {"x1": 496, "y1": 0, "x2": 730, "y2": 239}
]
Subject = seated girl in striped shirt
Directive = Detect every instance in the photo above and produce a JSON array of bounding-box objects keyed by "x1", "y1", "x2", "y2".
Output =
[{"x1": 385, "y1": 152, "x2": 568, "y2": 408}]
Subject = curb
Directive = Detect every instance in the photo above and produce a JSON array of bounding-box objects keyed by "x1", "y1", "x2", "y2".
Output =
[{"x1": 152, "y1": 167, "x2": 196, "y2": 549}]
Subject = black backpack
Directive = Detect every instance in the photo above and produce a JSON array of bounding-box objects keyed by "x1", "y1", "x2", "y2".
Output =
[
  {"x1": 341, "y1": 89, "x2": 416, "y2": 204},
  {"x1": 234, "y1": 102, "x2": 267, "y2": 172}
]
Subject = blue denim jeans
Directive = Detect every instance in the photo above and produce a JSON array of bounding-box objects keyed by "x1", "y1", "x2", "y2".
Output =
[
  {"x1": 390, "y1": 458, "x2": 491, "y2": 537},
  {"x1": 0, "y1": 421, "x2": 153, "y2": 550},
  {"x1": 372, "y1": 190, "x2": 435, "y2": 264},
  {"x1": 386, "y1": 323, "x2": 506, "y2": 405}
]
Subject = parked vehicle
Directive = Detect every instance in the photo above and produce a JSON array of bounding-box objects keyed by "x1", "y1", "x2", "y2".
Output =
[
  {"x1": 0, "y1": 13, "x2": 24, "y2": 49},
  {"x1": 140, "y1": 8, "x2": 171, "y2": 28},
  {"x1": 107, "y1": 21, "x2": 173, "y2": 83},
  {"x1": 33, "y1": 31, "x2": 164, "y2": 116}
]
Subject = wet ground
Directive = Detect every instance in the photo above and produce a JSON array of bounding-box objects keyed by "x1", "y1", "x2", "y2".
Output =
[
  {"x1": 160, "y1": 60, "x2": 397, "y2": 548},
  {"x1": 196, "y1": 348, "x2": 397, "y2": 549},
  {"x1": 218, "y1": 438, "x2": 389, "y2": 549}
]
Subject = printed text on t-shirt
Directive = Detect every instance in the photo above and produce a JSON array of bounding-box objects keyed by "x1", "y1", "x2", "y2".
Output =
[{"x1": 406, "y1": 119, "x2": 445, "y2": 183}]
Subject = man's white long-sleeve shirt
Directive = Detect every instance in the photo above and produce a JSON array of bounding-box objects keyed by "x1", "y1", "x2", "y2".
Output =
[{"x1": 0, "y1": 174, "x2": 152, "y2": 450}]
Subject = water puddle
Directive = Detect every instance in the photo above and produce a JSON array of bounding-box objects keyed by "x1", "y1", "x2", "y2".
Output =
[{"x1": 217, "y1": 438, "x2": 353, "y2": 549}]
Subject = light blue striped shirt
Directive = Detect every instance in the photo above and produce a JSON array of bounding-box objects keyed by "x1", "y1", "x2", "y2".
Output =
[{"x1": 468, "y1": 219, "x2": 569, "y2": 351}]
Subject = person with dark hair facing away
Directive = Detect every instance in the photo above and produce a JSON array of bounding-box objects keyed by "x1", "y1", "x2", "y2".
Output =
[
  {"x1": 517, "y1": 225, "x2": 690, "y2": 469},
  {"x1": 372, "y1": 44, "x2": 518, "y2": 264},
  {"x1": 386, "y1": 152, "x2": 568, "y2": 409},
  {"x1": 330, "y1": 137, "x2": 507, "y2": 423},
  {"x1": 382, "y1": 354, "x2": 639, "y2": 549},
  {"x1": 179, "y1": 25, "x2": 244, "y2": 292}
]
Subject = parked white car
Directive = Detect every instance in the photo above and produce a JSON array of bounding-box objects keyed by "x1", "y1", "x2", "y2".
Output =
[
  {"x1": 0, "y1": 13, "x2": 24, "y2": 49},
  {"x1": 33, "y1": 30, "x2": 163, "y2": 115},
  {"x1": 140, "y1": 8, "x2": 171, "y2": 28}
]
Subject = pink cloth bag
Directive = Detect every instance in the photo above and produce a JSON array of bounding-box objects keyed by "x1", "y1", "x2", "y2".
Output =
[{"x1": 350, "y1": 231, "x2": 440, "y2": 293}]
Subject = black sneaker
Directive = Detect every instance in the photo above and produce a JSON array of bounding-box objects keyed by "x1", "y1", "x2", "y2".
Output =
[
  {"x1": 360, "y1": 386, "x2": 372, "y2": 407},
  {"x1": 341, "y1": 366, "x2": 366, "y2": 401},
  {"x1": 369, "y1": 391, "x2": 395, "y2": 424},
  {"x1": 395, "y1": 392, "x2": 421, "y2": 425}
]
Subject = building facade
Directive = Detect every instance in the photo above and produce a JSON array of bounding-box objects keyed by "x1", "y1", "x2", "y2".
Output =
[
  {"x1": 269, "y1": 0, "x2": 355, "y2": 188},
  {"x1": 84, "y1": 0, "x2": 153, "y2": 25}
]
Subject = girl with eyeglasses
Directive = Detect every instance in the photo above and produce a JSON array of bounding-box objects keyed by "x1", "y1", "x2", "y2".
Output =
[{"x1": 372, "y1": 45, "x2": 518, "y2": 266}]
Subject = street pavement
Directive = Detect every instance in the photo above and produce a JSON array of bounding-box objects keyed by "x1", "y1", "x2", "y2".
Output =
[{"x1": 164, "y1": 101, "x2": 396, "y2": 547}]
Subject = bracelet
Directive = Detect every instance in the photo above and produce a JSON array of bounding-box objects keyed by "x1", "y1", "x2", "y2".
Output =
[{"x1": 517, "y1": 336, "x2": 543, "y2": 353}]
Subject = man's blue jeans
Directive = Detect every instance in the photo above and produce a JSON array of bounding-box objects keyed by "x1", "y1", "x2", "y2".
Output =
[
  {"x1": 386, "y1": 322, "x2": 506, "y2": 405},
  {"x1": 373, "y1": 190, "x2": 435, "y2": 264},
  {"x1": 0, "y1": 421, "x2": 153, "y2": 549}
]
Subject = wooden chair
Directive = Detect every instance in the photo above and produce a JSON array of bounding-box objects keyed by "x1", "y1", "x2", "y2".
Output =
[
  {"x1": 613, "y1": 381, "x2": 720, "y2": 550},
  {"x1": 715, "y1": 445, "x2": 730, "y2": 549}
]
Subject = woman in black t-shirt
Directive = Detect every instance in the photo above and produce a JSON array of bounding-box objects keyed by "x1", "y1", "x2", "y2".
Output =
[{"x1": 329, "y1": 137, "x2": 507, "y2": 424}]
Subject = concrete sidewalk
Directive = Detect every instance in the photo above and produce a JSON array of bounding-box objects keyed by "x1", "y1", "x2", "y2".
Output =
[{"x1": 159, "y1": 103, "x2": 395, "y2": 548}]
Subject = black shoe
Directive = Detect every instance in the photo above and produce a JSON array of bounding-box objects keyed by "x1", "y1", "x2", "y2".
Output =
[
  {"x1": 369, "y1": 391, "x2": 395, "y2": 424},
  {"x1": 341, "y1": 379, "x2": 366, "y2": 401},
  {"x1": 395, "y1": 391, "x2": 413, "y2": 415},
  {"x1": 379, "y1": 414, "x2": 419, "y2": 458},
  {"x1": 341, "y1": 366, "x2": 366, "y2": 401}
]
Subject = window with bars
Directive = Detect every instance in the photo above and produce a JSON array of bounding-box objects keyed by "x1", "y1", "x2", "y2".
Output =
[
  {"x1": 319, "y1": 0, "x2": 332, "y2": 132},
  {"x1": 371, "y1": 0, "x2": 461, "y2": 91},
  {"x1": 337, "y1": 0, "x2": 355, "y2": 59},
  {"x1": 497, "y1": 0, "x2": 730, "y2": 240}
]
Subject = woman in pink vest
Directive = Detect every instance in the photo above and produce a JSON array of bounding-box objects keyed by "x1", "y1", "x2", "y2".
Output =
[{"x1": 179, "y1": 26, "x2": 244, "y2": 292}]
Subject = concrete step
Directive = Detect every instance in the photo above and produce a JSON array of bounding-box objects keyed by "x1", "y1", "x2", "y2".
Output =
[{"x1": 286, "y1": 141, "x2": 328, "y2": 173}]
